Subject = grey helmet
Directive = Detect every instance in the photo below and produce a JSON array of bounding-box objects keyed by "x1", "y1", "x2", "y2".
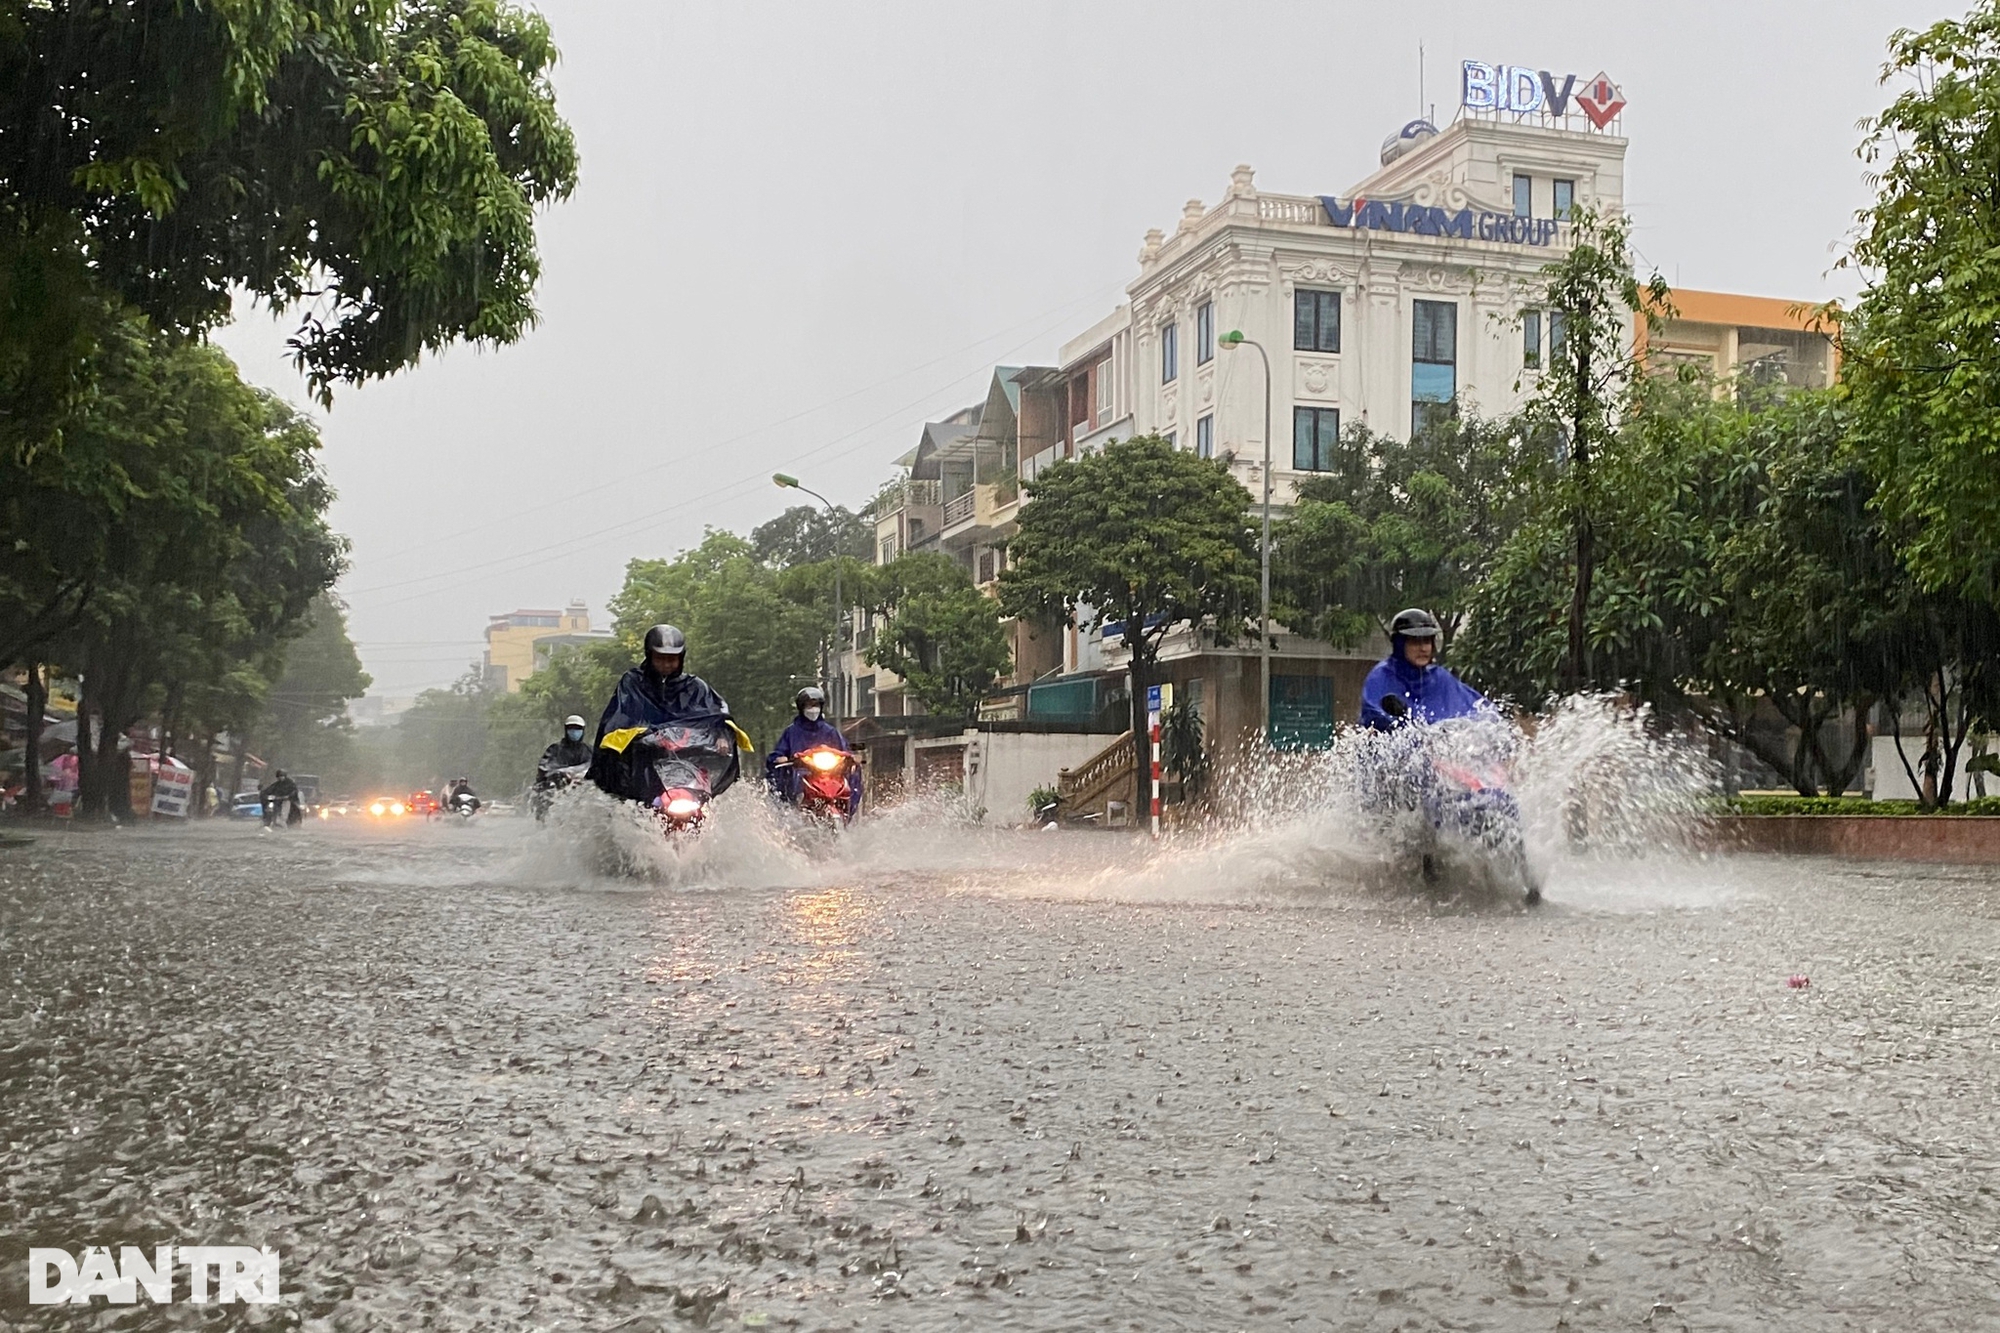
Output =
[
  {"x1": 795, "y1": 686, "x2": 827, "y2": 714},
  {"x1": 643, "y1": 624, "x2": 687, "y2": 656},
  {"x1": 1390, "y1": 607, "x2": 1443, "y2": 640}
]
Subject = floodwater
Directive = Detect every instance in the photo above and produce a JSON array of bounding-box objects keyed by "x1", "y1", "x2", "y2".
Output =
[{"x1": 2, "y1": 794, "x2": 1997, "y2": 1331}]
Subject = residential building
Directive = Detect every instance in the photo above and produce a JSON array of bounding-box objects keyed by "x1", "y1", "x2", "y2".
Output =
[{"x1": 482, "y1": 600, "x2": 610, "y2": 692}]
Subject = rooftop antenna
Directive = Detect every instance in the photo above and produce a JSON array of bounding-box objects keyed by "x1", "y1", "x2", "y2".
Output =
[{"x1": 1418, "y1": 41, "x2": 1425, "y2": 118}]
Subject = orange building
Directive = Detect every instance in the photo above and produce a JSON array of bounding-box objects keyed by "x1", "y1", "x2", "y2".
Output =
[{"x1": 1643, "y1": 288, "x2": 1838, "y2": 388}]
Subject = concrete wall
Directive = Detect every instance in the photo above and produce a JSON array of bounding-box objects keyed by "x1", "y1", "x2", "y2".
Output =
[{"x1": 962, "y1": 730, "x2": 1125, "y2": 826}]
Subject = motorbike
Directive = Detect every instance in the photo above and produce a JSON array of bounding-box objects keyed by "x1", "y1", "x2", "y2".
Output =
[
  {"x1": 1375, "y1": 695, "x2": 1542, "y2": 905},
  {"x1": 443, "y1": 789, "x2": 482, "y2": 819},
  {"x1": 530, "y1": 765, "x2": 583, "y2": 823},
  {"x1": 773, "y1": 745, "x2": 858, "y2": 826},
  {"x1": 596, "y1": 716, "x2": 752, "y2": 839}
]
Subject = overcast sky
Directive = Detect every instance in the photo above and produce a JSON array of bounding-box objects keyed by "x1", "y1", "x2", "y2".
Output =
[{"x1": 214, "y1": 0, "x2": 1951, "y2": 697}]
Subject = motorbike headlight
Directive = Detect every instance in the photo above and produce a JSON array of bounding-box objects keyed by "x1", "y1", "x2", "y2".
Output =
[
  {"x1": 390, "y1": 801, "x2": 406, "y2": 816},
  {"x1": 808, "y1": 750, "x2": 843, "y2": 771},
  {"x1": 665, "y1": 797, "x2": 702, "y2": 818},
  {"x1": 369, "y1": 801, "x2": 386, "y2": 816}
]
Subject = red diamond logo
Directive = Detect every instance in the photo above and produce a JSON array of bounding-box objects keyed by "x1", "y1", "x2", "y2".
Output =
[{"x1": 1576, "y1": 72, "x2": 1626, "y2": 129}]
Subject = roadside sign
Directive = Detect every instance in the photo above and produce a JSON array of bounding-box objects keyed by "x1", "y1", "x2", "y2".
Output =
[{"x1": 151, "y1": 759, "x2": 196, "y2": 818}]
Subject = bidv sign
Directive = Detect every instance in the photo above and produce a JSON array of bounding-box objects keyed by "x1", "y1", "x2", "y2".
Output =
[
  {"x1": 29, "y1": 1245, "x2": 280, "y2": 1305},
  {"x1": 1462, "y1": 62, "x2": 1626, "y2": 129},
  {"x1": 1318, "y1": 196, "x2": 1560, "y2": 248}
]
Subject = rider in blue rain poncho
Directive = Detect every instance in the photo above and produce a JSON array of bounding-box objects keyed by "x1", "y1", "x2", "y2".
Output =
[
  {"x1": 765, "y1": 686, "x2": 863, "y2": 814},
  {"x1": 1358, "y1": 607, "x2": 1491, "y2": 730},
  {"x1": 588, "y1": 623, "x2": 740, "y2": 803}
]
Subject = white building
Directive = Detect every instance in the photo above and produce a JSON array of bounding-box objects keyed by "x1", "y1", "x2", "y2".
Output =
[{"x1": 863, "y1": 73, "x2": 1636, "y2": 750}]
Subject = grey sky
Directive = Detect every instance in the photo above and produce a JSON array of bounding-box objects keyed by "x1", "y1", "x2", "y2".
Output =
[{"x1": 214, "y1": 0, "x2": 1950, "y2": 697}]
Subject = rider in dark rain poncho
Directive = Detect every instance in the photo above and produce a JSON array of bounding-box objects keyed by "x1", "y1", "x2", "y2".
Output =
[
  {"x1": 588, "y1": 624, "x2": 739, "y2": 803},
  {"x1": 765, "y1": 686, "x2": 862, "y2": 813},
  {"x1": 1358, "y1": 608, "x2": 1491, "y2": 730}
]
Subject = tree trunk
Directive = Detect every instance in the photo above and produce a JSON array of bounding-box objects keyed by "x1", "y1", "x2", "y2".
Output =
[
  {"x1": 1823, "y1": 698, "x2": 1874, "y2": 797},
  {"x1": 74, "y1": 675, "x2": 97, "y2": 818},
  {"x1": 1563, "y1": 348, "x2": 1596, "y2": 693},
  {"x1": 228, "y1": 731, "x2": 249, "y2": 807},
  {"x1": 20, "y1": 659, "x2": 47, "y2": 814}
]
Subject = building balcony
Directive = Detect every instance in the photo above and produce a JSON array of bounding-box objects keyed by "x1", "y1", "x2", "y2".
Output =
[{"x1": 941, "y1": 480, "x2": 1022, "y2": 551}]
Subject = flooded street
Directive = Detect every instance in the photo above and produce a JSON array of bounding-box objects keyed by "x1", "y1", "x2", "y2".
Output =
[{"x1": 3, "y1": 810, "x2": 1998, "y2": 1331}]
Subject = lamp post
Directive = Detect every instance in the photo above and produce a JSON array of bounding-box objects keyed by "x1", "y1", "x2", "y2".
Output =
[
  {"x1": 773, "y1": 473, "x2": 843, "y2": 713},
  {"x1": 1217, "y1": 330, "x2": 1272, "y2": 745}
]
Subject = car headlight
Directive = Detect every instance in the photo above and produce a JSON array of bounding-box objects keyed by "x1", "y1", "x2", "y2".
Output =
[
  {"x1": 390, "y1": 801, "x2": 406, "y2": 816},
  {"x1": 807, "y1": 750, "x2": 843, "y2": 771},
  {"x1": 369, "y1": 801, "x2": 386, "y2": 816},
  {"x1": 664, "y1": 797, "x2": 702, "y2": 818}
]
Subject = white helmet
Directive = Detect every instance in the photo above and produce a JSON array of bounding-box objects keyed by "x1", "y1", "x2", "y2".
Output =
[{"x1": 563, "y1": 715, "x2": 586, "y2": 728}]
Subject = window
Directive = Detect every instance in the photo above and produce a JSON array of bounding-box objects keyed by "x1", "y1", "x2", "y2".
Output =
[
  {"x1": 857, "y1": 675, "x2": 876, "y2": 718},
  {"x1": 1161, "y1": 322, "x2": 1178, "y2": 383},
  {"x1": 1292, "y1": 406, "x2": 1339, "y2": 471},
  {"x1": 1196, "y1": 301, "x2": 1214, "y2": 365},
  {"x1": 1512, "y1": 173, "x2": 1533, "y2": 218},
  {"x1": 1196, "y1": 414, "x2": 1213, "y2": 459},
  {"x1": 1163, "y1": 429, "x2": 1176, "y2": 449},
  {"x1": 879, "y1": 534, "x2": 898, "y2": 565},
  {"x1": 978, "y1": 550, "x2": 996, "y2": 584},
  {"x1": 1553, "y1": 178, "x2": 1574, "y2": 220},
  {"x1": 1412, "y1": 299, "x2": 1458, "y2": 434},
  {"x1": 1095, "y1": 356, "x2": 1115, "y2": 422},
  {"x1": 1549, "y1": 310, "x2": 1568, "y2": 360},
  {"x1": 1294, "y1": 289, "x2": 1341, "y2": 353},
  {"x1": 1523, "y1": 309, "x2": 1543, "y2": 369}
]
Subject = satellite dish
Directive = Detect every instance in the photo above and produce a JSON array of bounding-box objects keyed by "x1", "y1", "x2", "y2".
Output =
[{"x1": 1380, "y1": 119, "x2": 1440, "y2": 166}]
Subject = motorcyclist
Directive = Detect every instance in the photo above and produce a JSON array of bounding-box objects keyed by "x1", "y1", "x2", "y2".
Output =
[
  {"x1": 588, "y1": 624, "x2": 737, "y2": 803},
  {"x1": 531, "y1": 715, "x2": 593, "y2": 820},
  {"x1": 441, "y1": 775, "x2": 479, "y2": 814},
  {"x1": 259, "y1": 769, "x2": 300, "y2": 828},
  {"x1": 1359, "y1": 608, "x2": 1490, "y2": 730},
  {"x1": 765, "y1": 686, "x2": 862, "y2": 814}
]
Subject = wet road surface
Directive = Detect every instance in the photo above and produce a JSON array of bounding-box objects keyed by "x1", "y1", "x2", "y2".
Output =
[{"x1": 2, "y1": 810, "x2": 1997, "y2": 1331}]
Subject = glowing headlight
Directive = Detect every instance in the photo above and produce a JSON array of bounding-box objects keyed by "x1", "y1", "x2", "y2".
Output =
[
  {"x1": 807, "y1": 750, "x2": 843, "y2": 771},
  {"x1": 369, "y1": 801, "x2": 386, "y2": 816},
  {"x1": 318, "y1": 808, "x2": 329, "y2": 820},
  {"x1": 665, "y1": 797, "x2": 702, "y2": 818},
  {"x1": 390, "y1": 801, "x2": 406, "y2": 816}
]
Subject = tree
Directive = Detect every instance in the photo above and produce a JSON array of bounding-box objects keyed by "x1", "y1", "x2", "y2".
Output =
[
  {"x1": 1272, "y1": 413, "x2": 1550, "y2": 650},
  {"x1": 259, "y1": 596, "x2": 374, "y2": 786},
  {"x1": 1521, "y1": 205, "x2": 1670, "y2": 689},
  {"x1": 1842, "y1": 3, "x2": 2000, "y2": 601},
  {"x1": 864, "y1": 554, "x2": 1009, "y2": 719},
  {"x1": 14, "y1": 328, "x2": 346, "y2": 817},
  {"x1": 0, "y1": 0, "x2": 580, "y2": 448},
  {"x1": 1000, "y1": 434, "x2": 1257, "y2": 786},
  {"x1": 752, "y1": 504, "x2": 872, "y2": 568}
]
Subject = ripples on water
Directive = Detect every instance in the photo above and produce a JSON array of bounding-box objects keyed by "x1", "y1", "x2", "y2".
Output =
[{"x1": 4, "y1": 700, "x2": 1996, "y2": 1329}]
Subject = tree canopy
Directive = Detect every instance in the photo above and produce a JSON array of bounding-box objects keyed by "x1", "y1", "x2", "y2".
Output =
[
  {"x1": 1001, "y1": 434, "x2": 1256, "y2": 770},
  {"x1": 863, "y1": 553, "x2": 1009, "y2": 719},
  {"x1": 1842, "y1": 2, "x2": 2000, "y2": 600}
]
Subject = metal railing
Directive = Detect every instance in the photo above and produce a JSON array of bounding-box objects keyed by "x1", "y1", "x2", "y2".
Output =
[{"x1": 944, "y1": 489, "x2": 976, "y2": 527}]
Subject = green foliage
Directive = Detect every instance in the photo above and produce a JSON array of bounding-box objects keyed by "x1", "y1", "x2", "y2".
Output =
[
  {"x1": 1159, "y1": 699, "x2": 1208, "y2": 797},
  {"x1": 258, "y1": 594, "x2": 373, "y2": 785},
  {"x1": 608, "y1": 530, "x2": 822, "y2": 750},
  {"x1": 1272, "y1": 414, "x2": 1551, "y2": 649},
  {"x1": 1843, "y1": 4, "x2": 2000, "y2": 599},
  {"x1": 0, "y1": 0, "x2": 580, "y2": 423},
  {"x1": 863, "y1": 553, "x2": 1008, "y2": 719},
  {"x1": 4, "y1": 324, "x2": 347, "y2": 815},
  {"x1": 1724, "y1": 795, "x2": 2000, "y2": 817},
  {"x1": 1026, "y1": 784, "x2": 1059, "y2": 817},
  {"x1": 751, "y1": 504, "x2": 872, "y2": 567},
  {"x1": 1517, "y1": 205, "x2": 1671, "y2": 689}
]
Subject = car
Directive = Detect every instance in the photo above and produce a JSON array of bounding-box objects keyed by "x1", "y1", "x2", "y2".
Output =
[
  {"x1": 228, "y1": 792, "x2": 265, "y2": 819},
  {"x1": 363, "y1": 796, "x2": 409, "y2": 819}
]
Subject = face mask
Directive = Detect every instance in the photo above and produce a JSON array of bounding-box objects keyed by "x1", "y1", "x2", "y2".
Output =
[
  {"x1": 565, "y1": 728, "x2": 583, "y2": 742},
  {"x1": 804, "y1": 707, "x2": 822, "y2": 722}
]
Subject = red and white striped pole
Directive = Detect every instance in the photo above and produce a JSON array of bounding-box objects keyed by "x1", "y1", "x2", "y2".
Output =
[{"x1": 1149, "y1": 715, "x2": 1162, "y2": 838}]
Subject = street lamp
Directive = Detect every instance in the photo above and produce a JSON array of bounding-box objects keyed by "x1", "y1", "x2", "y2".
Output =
[
  {"x1": 1218, "y1": 330, "x2": 1273, "y2": 745},
  {"x1": 773, "y1": 473, "x2": 844, "y2": 713}
]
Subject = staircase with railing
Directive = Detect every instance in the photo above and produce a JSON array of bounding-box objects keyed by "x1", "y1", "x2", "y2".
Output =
[{"x1": 1056, "y1": 730, "x2": 1135, "y2": 826}]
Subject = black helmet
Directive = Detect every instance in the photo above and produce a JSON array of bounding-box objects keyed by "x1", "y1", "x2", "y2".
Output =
[
  {"x1": 643, "y1": 624, "x2": 686, "y2": 656},
  {"x1": 795, "y1": 686, "x2": 826, "y2": 713},
  {"x1": 1390, "y1": 608, "x2": 1442, "y2": 640}
]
